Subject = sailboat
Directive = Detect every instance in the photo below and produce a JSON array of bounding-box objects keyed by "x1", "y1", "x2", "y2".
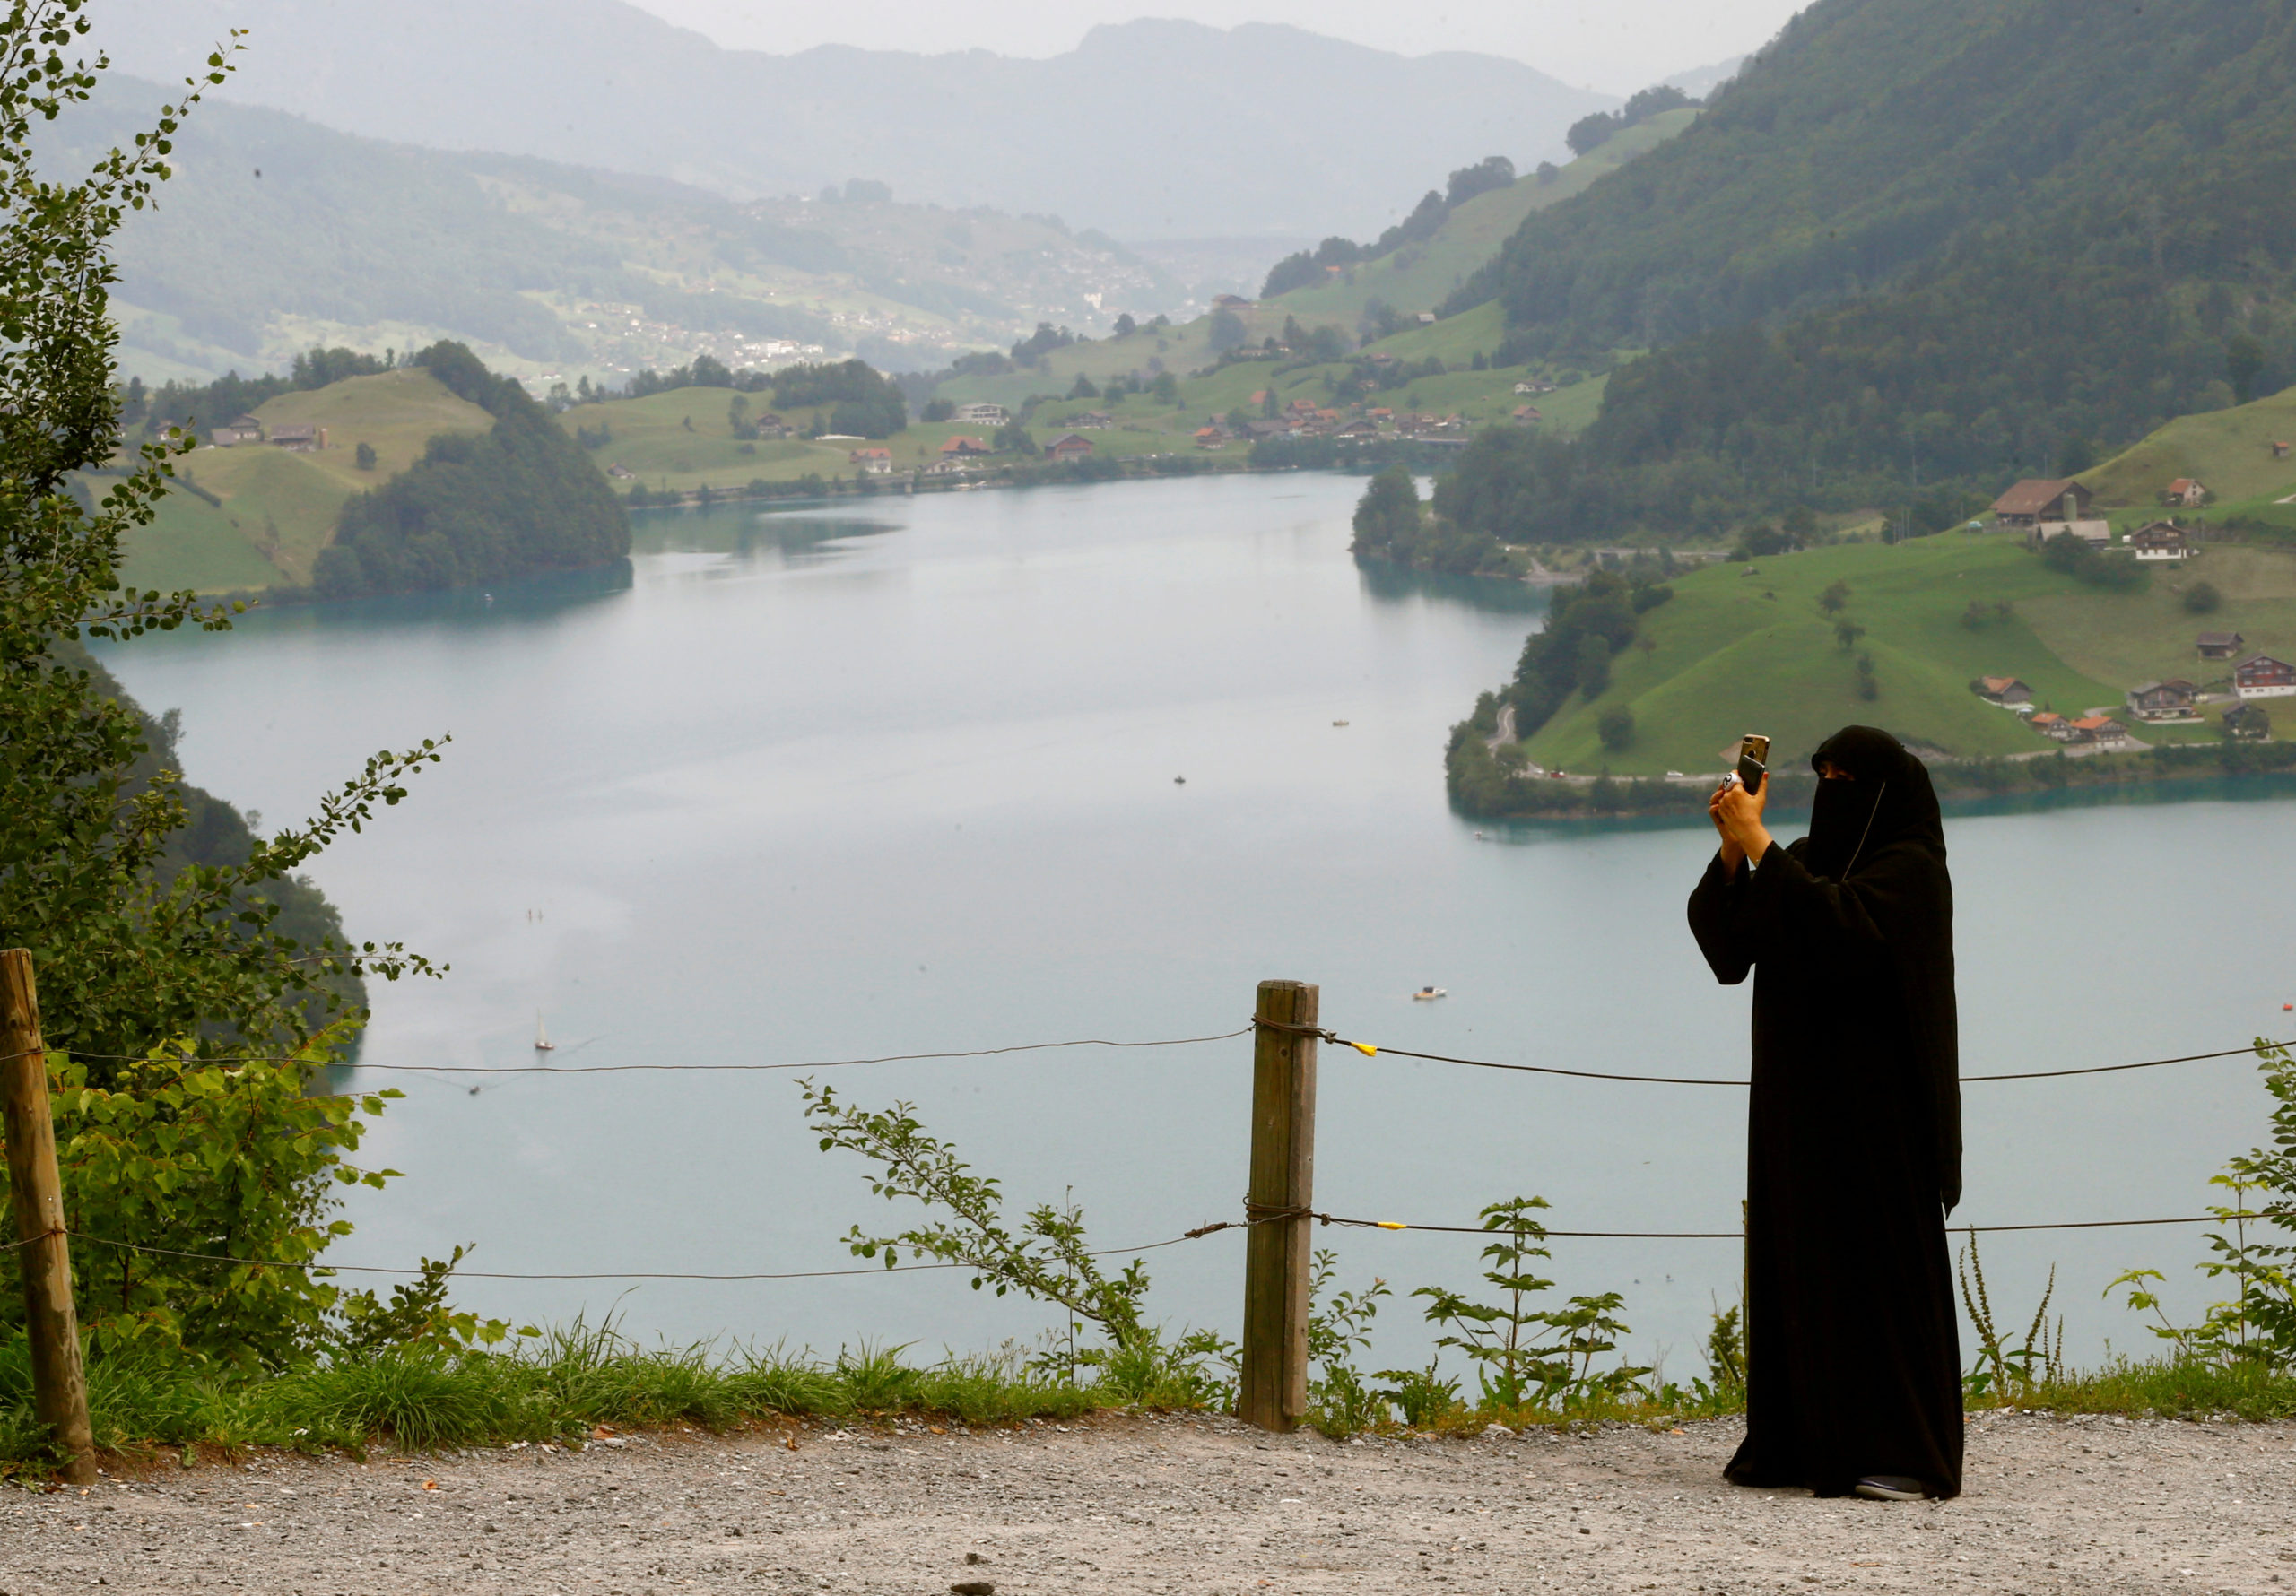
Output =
[{"x1": 534, "y1": 1011, "x2": 555, "y2": 1052}]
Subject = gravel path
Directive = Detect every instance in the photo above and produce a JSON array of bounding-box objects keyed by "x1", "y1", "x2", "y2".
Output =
[{"x1": 10, "y1": 1409, "x2": 2292, "y2": 1594}]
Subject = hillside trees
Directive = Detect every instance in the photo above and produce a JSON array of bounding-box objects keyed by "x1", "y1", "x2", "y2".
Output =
[
  {"x1": 1440, "y1": 0, "x2": 2296, "y2": 534},
  {"x1": 0, "y1": 3, "x2": 447, "y2": 1358},
  {"x1": 771, "y1": 357, "x2": 908, "y2": 437},
  {"x1": 313, "y1": 342, "x2": 630, "y2": 596}
]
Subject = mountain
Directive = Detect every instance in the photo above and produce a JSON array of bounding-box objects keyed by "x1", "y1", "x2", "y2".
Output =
[
  {"x1": 1435, "y1": 0, "x2": 2296, "y2": 537},
  {"x1": 62, "y1": 80, "x2": 1185, "y2": 385},
  {"x1": 91, "y1": 2, "x2": 1612, "y2": 239}
]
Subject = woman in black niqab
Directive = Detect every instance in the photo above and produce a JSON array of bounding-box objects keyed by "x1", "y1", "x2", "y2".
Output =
[{"x1": 1687, "y1": 726, "x2": 1963, "y2": 1500}]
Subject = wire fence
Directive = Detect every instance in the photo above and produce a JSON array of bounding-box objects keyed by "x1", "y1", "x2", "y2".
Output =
[{"x1": 20, "y1": 1019, "x2": 2287, "y2": 1287}]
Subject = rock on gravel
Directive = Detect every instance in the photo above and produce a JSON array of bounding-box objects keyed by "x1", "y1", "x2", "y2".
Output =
[{"x1": 9, "y1": 1408, "x2": 2292, "y2": 1593}]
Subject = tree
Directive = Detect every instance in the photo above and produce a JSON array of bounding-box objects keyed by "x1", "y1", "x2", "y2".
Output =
[
  {"x1": 993, "y1": 421, "x2": 1035, "y2": 455},
  {"x1": 2227, "y1": 334, "x2": 2266, "y2": 405},
  {"x1": 1150, "y1": 370, "x2": 1180, "y2": 405},
  {"x1": 1834, "y1": 618, "x2": 1867, "y2": 650},
  {"x1": 1855, "y1": 652, "x2": 1880, "y2": 699},
  {"x1": 1349, "y1": 465, "x2": 1422, "y2": 559},
  {"x1": 1068, "y1": 372, "x2": 1099, "y2": 399},
  {"x1": 1535, "y1": 160, "x2": 1561, "y2": 185},
  {"x1": 1208, "y1": 308, "x2": 1248, "y2": 353},
  {"x1": 353, "y1": 440, "x2": 377, "y2": 470},
  {"x1": 920, "y1": 397, "x2": 954, "y2": 422},
  {"x1": 1574, "y1": 631, "x2": 1612, "y2": 698},
  {"x1": 1818, "y1": 579, "x2": 1851, "y2": 615},
  {"x1": 1597, "y1": 704, "x2": 1635, "y2": 752},
  {"x1": 0, "y1": 4, "x2": 457, "y2": 1357},
  {"x1": 2182, "y1": 580, "x2": 2222, "y2": 613},
  {"x1": 1113, "y1": 312, "x2": 1137, "y2": 337}
]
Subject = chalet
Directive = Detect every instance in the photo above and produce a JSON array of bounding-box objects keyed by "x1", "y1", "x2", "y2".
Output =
[
  {"x1": 1512, "y1": 404, "x2": 1543, "y2": 424},
  {"x1": 753, "y1": 412, "x2": 789, "y2": 438},
  {"x1": 2196, "y1": 631, "x2": 2246, "y2": 660},
  {"x1": 1991, "y1": 477, "x2": 2092, "y2": 528},
  {"x1": 1045, "y1": 433, "x2": 1095, "y2": 463},
  {"x1": 2234, "y1": 653, "x2": 2296, "y2": 699},
  {"x1": 2127, "y1": 521, "x2": 2196, "y2": 561},
  {"x1": 1332, "y1": 421, "x2": 1379, "y2": 440},
  {"x1": 2163, "y1": 478, "x2": 2210, "y2": 508},
  {"x1": 1063, "y1": 410, "x2": 1113, "y2": 429},
  {"x1": 267, "y1": 422, "x2": 326, "y2": 452},
  {"x1": 938, "y1": 435, "x2": 993, "y2": 456},
  {"x1": 1415, "y1": 311, "x2": 1437, "y2": 325},
  {"x1": 848, "y1": 447, "x2": 893, "y2": 475},
  {"x1": 2066, "y1": 715, "x2": 2131, "y2": 746},
  {"x1": 605, "y1": 464, "x2": 634, "y2": 480},
  {"x1": 202, "y1": 413, "x2": 265, "y2": 446},
  {"x1": 1975, "y1": 676, "x2": 2033, "y2": 707},
  {"x1": 1243, "y1": 419, "x2": 1292, "y2": 440},
  {"x1": 1193, "y1": 427, "x2": 1226, "y2": 449},
  {"x1": 1212, "y1": 293, "x2": 1251, "y2": 308},
  {"x1": 953, "y1": 402, "x2": 1010, "y2": 427},
  {"x1": 2126, "y1": 679, "x2": 2200, "y2": 721},
  {"x1": 2273, "y1": 441, "x2": 2292, "y2": 461},
  {"x1": 2028, "y1": 712, "x2": 2070, "y2": 740},
  {"x1": 1513, "y1": 379, "x2": 1558, "y2": 395},
  {"x1": 1287, "y1": 399, "x2": 1320, "y2": 417},
  {"x1": 919, "y1": 457, "x2": 973, "y2": 477}
]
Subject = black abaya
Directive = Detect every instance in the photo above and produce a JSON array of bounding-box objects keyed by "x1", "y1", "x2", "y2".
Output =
[{"x1": 1687, "y1": 726, "x2": 1963, "y2": 1498}]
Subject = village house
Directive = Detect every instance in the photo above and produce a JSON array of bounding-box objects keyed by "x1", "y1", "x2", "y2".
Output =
[
  {"x1": 919, "y1": 457, "x2": 973, "y2": 478},
  {"x1": 2028, "y1": 711, "x2": 2069, "y2": 740},
  {"x1": 2066, "y1": 714, "x2": 2132, "y2": 747},
  {"x1": 267, "y1": 422, "x2": 326, "y2": 453},
  {"x1": 1192, "y1": 426, "x2": 1225, "y2": 450},
  {"x1": 939, "y1": 435, "x2": 993, "y2": 457},
  {"x1": 1062, "y1": 411, "x2": 1113, "y2": 429},
  {"x1": 2127, "y1": 521, "x2": 2196, "y2": 561},
  {"x1": 2196, "y1": 630, "x2": 2247, "y2": 660},
  {"x1": 2162, "y1": 478, "x2": 2210, "y2": 508},
  {"x1": 1213, "y1": 293, "x2": 1252, "y2": 308},
  {"x1": 1990, "y1": 477, "x2": 2093, "y2": 528},
  {"x1": 1513, "y1": 378, "x2": 1559, "y2": 395},
  {"x1": 1512, "y1": 404, "x2": 1544, "y2": 424},
  {"x1": 203, "y1": 413, "x2": 265, "y2": 446},
  {"x1": 849, "y1": 447, "x2": 893, "y2": 475},
  {"x1": 752, "y1": 412, "x2": 789, "y2": 438},
  {"x1": 953, "y1": 402, "x2": 1010, "y2": 427},
  {"x1": 1331, "y1": 420, "x2": 1379, "y2": 440},
  {"x1": 1045, "y1": 433, "x2": 1095, "y2": 463},
  {"x1": 2235, "y1": 653, "x2": 2296, "y2": 698},
  {"x1": 2126, "y1": 679, "x2": 2201, "y2": 721},
  {"x1": 1975, "y1": 676, "x2": 2033, "y2": 707},
  {"x1": 2273, "y1": 441, "x2": 2292, "y2": 461}
]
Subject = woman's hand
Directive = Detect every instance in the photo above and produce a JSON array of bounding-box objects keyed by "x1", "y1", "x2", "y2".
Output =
[
  {"x1": 1709, "y1": 782, "x2": 1744, "y2": 871},
  {"x1": 1714, "y1": 776, "x2": 1773, "y2": 865}
]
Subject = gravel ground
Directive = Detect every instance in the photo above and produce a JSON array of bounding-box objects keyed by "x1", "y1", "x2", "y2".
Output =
[{"x1": 8, "y1": 1409, "x2": 2292, "y2": 1594}]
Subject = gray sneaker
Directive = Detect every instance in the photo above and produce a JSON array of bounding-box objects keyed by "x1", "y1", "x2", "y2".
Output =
[{"x1": 1854, "y1": 1476, "x2": 1927, "y2": 1502}]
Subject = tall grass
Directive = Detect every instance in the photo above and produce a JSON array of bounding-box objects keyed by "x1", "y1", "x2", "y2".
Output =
[{"x1": 0, "y1": 1317, "x2": 1142, "y2": 1473}]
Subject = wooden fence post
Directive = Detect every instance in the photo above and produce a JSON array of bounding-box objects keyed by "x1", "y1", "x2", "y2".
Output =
[
  {"x1": 1239, "y1": 979, "x2": 1317, "y2": 1432},
  {"x1": 0, "y1": 950, "x2": 94, "y2": 1483}
]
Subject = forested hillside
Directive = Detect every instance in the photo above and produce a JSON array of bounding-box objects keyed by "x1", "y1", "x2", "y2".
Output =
[
  {"x1": 1439, "y1": 0, "x2": 2296, "y2": 540},
  {"x1": 313, "y1": 343, "x2": 630, "y2": 598}
]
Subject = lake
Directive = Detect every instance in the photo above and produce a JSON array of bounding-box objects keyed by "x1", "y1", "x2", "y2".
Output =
[{"x1": 100, "y1": 472, "x2": 2294, "y2": 1382}]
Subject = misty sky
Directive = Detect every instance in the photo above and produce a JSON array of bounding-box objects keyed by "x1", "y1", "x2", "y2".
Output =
[{"x1": 623, "y1": 0, "x2": 1805, "y2": 93}]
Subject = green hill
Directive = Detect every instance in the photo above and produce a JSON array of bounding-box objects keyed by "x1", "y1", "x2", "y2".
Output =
[
  {"x1": 123, "y1": 369, "x2": 495, "y2": 591},
  {"x1": 2081, "y1": 385, "x2": 2296, "y2": 516},
  {"x1": 1266, "y1": 111, "x2": 1697, "y2": 330},
  {"x1": 1496, "y1": 530, "x2": 2296, "y2": 780},
  {"x1": 1429, "y1": 0, "x2": 2296, "y2": 540}
]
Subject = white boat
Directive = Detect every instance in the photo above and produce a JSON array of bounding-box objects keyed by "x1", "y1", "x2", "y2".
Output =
[
  {"x1": 1413, "y1": 986, "x2": 1447, "y2": 1001},
  {"x1": 534, "y1": 1011, "x2": 555, "y2": 1051}
]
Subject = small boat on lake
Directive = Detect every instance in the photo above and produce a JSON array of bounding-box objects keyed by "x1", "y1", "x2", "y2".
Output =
[
  {"x1": 535, "y1": 1012, "x2": 555, "y2": 1051},
  {"x1": 1413, "y1": 985, "x2": 1447, "y2": 1001}
]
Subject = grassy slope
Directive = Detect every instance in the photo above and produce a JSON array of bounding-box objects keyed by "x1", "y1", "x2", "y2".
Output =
[
  {"x1": 1268, "y1": 110, "x2": 1700, "y2": 325},
  {"x1": 2081, "y1": 384, "x2": 2296, "y2": 513},
  {"x1": 1524, "y1": 533, "x2": 2133, "y2": 777},
  {"x1": 558, "y1": 390, "x2": 858, "y2": 490},
  {"x1": 123, "y1": 370, "x2": 494, "y2": 592}
]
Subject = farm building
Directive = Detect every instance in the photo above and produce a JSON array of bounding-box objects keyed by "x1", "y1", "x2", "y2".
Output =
[
  {"x1": 1045, "y1": 433, "x2": 1096, "y2": 462},
  {"x1": 2126, "y1": 680, "x2": 2200, "y2": 721},
  {"x1": 2162, "y1": 478, "x2": 2210, "y2": 508},
  {"x1": 2196, "y1": 631, "x2": 2247, "y2": 660},
  {"x1": 1975, "y1": 676, "x2": 2033, "y2": 707},
  {"x1": 1991, "y1": 477, "x2": 2092, "y2": 528}
]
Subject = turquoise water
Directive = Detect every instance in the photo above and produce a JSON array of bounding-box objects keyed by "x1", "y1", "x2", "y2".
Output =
[{"x1": 99, "y1": 473, "x2": 2293, "y2": 1378}]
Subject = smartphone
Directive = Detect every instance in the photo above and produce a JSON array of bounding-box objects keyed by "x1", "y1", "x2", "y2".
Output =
[{"x1": 1736, "y1": 733, "x2": 1771, "y2": 795}]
